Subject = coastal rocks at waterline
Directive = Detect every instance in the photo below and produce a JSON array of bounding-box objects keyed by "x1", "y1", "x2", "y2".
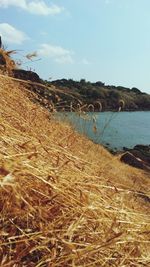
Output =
[
  {"x1": 120, "y1": 152, "x2": 149, "y2": 170},
  {"x1": 120, "y1": 145, "x2": 150, "y2": 171},
  {"x1": 123, "y1": 145, "x2": 150, "y2": 163}
]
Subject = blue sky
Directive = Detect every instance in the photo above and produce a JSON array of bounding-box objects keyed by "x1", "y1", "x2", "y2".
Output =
[{"x1": 0, "y1": 0, "x2": 150, "y2": 93}]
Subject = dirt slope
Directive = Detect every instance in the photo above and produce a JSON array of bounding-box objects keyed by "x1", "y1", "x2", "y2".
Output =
[{"x1": 0, "y1": 75, "x2": 150, "y2": 266}]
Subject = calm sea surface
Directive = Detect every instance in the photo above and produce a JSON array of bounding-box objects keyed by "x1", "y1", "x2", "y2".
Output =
[{"x1": 57, "y1": 111, "x2": 150, "y2": 151}]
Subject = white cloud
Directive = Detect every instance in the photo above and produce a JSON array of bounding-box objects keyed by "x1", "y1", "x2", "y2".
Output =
[
  {"x1": 38, "y1": 43, "x2": 74, "y2": 64},
  {"x1": 0, "y1": 0, "x2": 64, "y2": 15},
  {"x1": 81, "y1": 58, "x2": 90, "y2": 65},
  {"x1": 55, "y1": 55, "x2": 73, "y2": 64},
  {"x1": 27, "y1": 2, "x2": 64, "y2": 15},
  {"x1": 0, "y1": 0, "x2": 26, "y2": 8},
  {"x1": 0, "y1": 23, "x2": 28, "y2": 44},
  {"x1": 40, "y1": 31, "x2": 48, "y2": 36}
]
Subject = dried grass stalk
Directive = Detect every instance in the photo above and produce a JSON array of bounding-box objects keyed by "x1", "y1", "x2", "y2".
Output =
[{"x1": 0, "y1": 75, "x2": 150, "y2": 266}]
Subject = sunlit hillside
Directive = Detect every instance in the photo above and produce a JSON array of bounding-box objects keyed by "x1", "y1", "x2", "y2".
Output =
[{"x1": 0, "y1": 74, "x2": 150, "y2": 266}]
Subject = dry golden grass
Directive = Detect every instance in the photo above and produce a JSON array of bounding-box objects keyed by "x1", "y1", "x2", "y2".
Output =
[
  {"x1": 0, "y1": 75, "x2": 150, "y2": 266},
  {"x1": 0, "y1": 49, "x2": 16, "y2": 74}
]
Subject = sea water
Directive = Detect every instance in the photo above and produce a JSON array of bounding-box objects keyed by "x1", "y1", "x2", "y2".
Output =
[{"x1": 57, "y1": 111, "x2": 150, "y2": 151}]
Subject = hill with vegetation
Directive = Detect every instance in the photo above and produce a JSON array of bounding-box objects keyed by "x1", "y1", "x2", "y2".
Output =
[
  {"x1": 0, "y1": 47, "x2": 150, "y2": 265},
  {"x1": 1, "y1": 42, "x2": 150, "y2": 112},
  {"x1": 48, "y1": 79, "x2": 150, "y2": 111}
]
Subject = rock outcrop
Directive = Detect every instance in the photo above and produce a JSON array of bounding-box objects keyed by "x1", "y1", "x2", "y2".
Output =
[
  {"x1": 121, "y1": 145, "x2": 150, "y2": 171},
  {"x1": 12, "y1": 69, "x2": 42, "y2": 83}
]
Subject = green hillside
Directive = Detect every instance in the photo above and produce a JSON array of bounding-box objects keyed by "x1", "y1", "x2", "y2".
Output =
[{"x1": 48, "y1": 79, "x2": 150, "y2": 111}]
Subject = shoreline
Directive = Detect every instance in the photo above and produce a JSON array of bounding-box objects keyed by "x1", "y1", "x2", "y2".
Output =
[{"x1": 105, "y1": 143, "x2": 150, "y2": 170}]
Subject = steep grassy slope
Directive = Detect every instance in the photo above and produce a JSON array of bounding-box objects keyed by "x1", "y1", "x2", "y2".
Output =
[{"x1": 0, "y1": 75, "x2": 150, "y2": 266}]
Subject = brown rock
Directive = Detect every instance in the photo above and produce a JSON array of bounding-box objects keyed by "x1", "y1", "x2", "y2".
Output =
[
  {"x1": 120, "y1": 152, "x2": 150, "y2": 171},
  {"x1": 12, "y1": 69, "x2": 41, "y2": 83}
]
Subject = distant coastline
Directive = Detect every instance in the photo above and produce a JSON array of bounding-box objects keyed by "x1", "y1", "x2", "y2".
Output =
[
  {"x1": 5, "y1": 68, "x2": 150, "y2": 112},
  {"x1": 48, "y1": 78, "x2": 150, "y2": 112}
]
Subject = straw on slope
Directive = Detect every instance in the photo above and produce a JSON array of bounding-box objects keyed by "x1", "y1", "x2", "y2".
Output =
[
  {"x1": 0, "y1": 75, "x2": 150, "y2": 266},
  {"x1": 0, "y1": 48, "x2": 16, "y2": 74}
]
